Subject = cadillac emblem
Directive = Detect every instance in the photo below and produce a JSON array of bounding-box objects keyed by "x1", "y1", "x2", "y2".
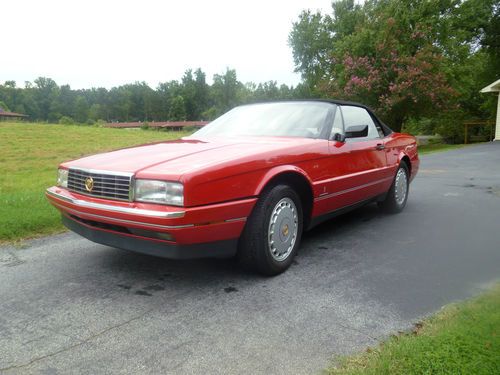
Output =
[{"x1": 85, "y1": 177, "x2": 94, "y2": 192}]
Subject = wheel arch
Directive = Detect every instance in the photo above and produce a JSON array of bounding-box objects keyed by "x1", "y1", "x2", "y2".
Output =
[
  {"x1": 254, "y1": 166, "x2": 314, "y2": 230},
  {"x1": 399, "y1": 154, "x2": 411, "y2": 175}
]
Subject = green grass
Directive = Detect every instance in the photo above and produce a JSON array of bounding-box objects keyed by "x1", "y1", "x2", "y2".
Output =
[
  {"x1": 327, "y1": 285, "x2": 500, "y2": 375},
  {"x1": 418, "y1": 143, "x2": 467, "y2": 154},
  {"x1": 0, "y1": 122, "x2": 191, "y2": 243}
]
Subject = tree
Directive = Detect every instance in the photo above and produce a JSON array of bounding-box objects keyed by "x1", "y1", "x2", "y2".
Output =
[
  {"x1": 74, "y1": 96, "x2": 89, "y2": 123},
  {"x1": 193, "y1": 68, "x2": 210, "y2": 119},
  {"x1": 322, "y1": 21, "x2": 457, "y2": 130},
  {"x1": 289, "y1": 0, "x2": 499, "y2": 132},
  {"x1": 210, "y1": 68, "x2": 244, "y2": 117},
  {"x1": 168, "y1": 95, "x2": 186, "y2": 121},
  {"x1": 0, "y1": 100, "x2": 10, "y2": 111},
  {"x1": 0, "y1": 69, "x2": 301, "y2": 123},
  {"x1": 33, "y1": 77, "x2": 59, "y2": 121}
]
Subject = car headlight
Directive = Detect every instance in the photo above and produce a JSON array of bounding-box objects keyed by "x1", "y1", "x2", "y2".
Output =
[
  {"x1": 57, "y1": 168, "x2": 68, "y2": 188},
  {"x1": 134, "y1": 180, "x2": 184, "y2": 206}
]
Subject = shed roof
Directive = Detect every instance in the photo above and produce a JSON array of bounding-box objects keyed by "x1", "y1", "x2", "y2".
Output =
[
  {"x1": 0, "y1": 108, "x2": 28, "y2": 117},
  {"x1": 105, "y1": 121, "x2": 208, "y2": 129},
  {"x1": 480, "y1": 78, "x2": 500, "y2": 93}
]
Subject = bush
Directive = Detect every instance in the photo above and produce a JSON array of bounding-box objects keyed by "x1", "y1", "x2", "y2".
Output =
[
  {"x1": 140, "y1": 122, "x2": 150, "y2": 130},
  {"x1": 95, "y1": 119, "x2": 107, "y2": 127},
  {"x1": 434, "y1": 110, "x2": 467, "y2": 144},
  {"x1": 183, "y1": 126, "x2": 199, "y2": 133},
  {"x1": 58, "y1": 116, "x2": 75, "y2": 125},
  {"x1": 402, "y1": 118, "x2": 436, "y2": 136}
]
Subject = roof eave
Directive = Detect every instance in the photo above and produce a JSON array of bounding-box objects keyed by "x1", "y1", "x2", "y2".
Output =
[{"x1": 480, "y1": 78, "x2": 500, "y2": 93}]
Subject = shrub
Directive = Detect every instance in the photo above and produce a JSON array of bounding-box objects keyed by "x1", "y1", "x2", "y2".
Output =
[
  {"x1": 58, "y1": 116, "x2": 75, "y2": 125},
  {"x1": 402, "y1": 118, "x2": 436, "y2": 136},
  {"x1": 95, "y1": 119, "x2": 107, "y2": 127}
]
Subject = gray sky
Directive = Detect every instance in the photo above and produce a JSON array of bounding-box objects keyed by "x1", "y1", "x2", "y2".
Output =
[{"x1": 1, "y1": 0, "x2": 333, "y2": 89}]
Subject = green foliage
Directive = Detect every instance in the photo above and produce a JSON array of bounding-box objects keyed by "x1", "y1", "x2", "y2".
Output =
[
  {"x1": 0, "y1": 100, "x2": 11, "y2": 112},
  {"x1": 289, "y1": 0, "x2": 499, "y2": 134},
  {"x1": 402, "y1": 118, "x2": 435, "y2": 136},
  {"x1": 58, "y1": 116, "x2": 75, "y2": 125},
  {"x1": 211, "y1": 68, "x2": 244, "y2": 117},
  {"x1": 0, "y1": 68, "x2": 305, "y2": 125},
  {"x1": 168, "y1": 95, "x2": 187, "y2": 121}
]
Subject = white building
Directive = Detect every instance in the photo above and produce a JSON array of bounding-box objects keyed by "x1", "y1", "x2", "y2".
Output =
[{"x1": 480, "y1": 78, "x2": 500, "y2": 141}]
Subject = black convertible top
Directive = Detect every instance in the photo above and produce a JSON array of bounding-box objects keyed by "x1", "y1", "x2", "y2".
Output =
[{"x1": 318, "y1": 99, "x2": 394, "y2": 135}]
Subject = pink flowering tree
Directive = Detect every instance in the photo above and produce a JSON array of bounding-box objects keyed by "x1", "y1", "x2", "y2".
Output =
[{"x1": 318, "y1": 20, "x2": 457, "y2": 132}]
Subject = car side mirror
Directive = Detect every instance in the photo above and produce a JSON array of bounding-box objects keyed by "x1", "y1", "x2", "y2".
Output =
[
  {"x1": 332, "y1": 133, "x2": 346, "y2": 142},
  {"x1": 345, "y1": 125, "x2": 368, "y2": 138}
]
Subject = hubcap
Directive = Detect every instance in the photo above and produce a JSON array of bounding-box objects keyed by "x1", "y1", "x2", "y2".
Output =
[
  {"x1": 395, "y1": 168, "x2": 408, "y2": 205},
  {"x1": 268, "y1": 197, "x2": 298, "y2": 262}
]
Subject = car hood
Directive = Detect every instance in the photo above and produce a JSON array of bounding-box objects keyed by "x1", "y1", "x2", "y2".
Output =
[{"x1": 62, "y1": 136, "x2": 320, "y2": 180}]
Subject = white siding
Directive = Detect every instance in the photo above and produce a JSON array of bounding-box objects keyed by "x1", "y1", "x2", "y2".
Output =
[{"x1": 496, "y1": 94, "x2": 500, "y2": 141}]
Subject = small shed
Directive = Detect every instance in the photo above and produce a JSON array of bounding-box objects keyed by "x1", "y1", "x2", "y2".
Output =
[
  {"x1": 480, "y1": 78, "x2": 500, "y2": 141},
  {"x1": 0, "y1": 107, "x2": 29, "y2": 121}
]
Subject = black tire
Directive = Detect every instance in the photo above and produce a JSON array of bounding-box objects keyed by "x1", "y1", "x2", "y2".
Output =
[
  {"x1": 378, "y1": 162, "x2": 410, "y2": 213},
  {"x1": 238, "y1": 184, "x2": 303, "y2": 276}
]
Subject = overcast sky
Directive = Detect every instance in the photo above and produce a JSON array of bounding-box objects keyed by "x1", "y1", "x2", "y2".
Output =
[{"x1": 1, "y1": 0, "x2": 333, "y2": 89}]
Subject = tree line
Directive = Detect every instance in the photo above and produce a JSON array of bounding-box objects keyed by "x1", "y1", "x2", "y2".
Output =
[
  {"x1": 1, "y1": 0, "x2": 498, "y2": 142},
  {"x1": 289, "y1": 0, "x2": 499, "y2": 140},
  {"x1": 0, "y1": 69, "x2": 310, "y2": 124}
]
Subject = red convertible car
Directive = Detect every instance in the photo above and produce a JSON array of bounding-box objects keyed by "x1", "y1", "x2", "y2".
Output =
[{"x1": 46, "y1": 100, "x2": 419, "y2": 275}]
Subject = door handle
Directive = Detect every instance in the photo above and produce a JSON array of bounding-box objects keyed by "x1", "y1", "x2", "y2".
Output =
[{"x1": 375, "y1": 144, "x2": 385, "y2": 150}]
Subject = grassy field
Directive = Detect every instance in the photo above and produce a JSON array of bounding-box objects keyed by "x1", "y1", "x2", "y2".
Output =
[
  {"x1": 418, "y1": 143, "x2": 467, "y2": 154},
  {"x1": 327, "y1": 284, "x2": 500, "y2": 375},
  {"x1": 0, "y1": 122, "x2": 190, "y2": 243}
]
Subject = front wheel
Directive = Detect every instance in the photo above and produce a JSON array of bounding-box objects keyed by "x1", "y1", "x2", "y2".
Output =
[
  {"x1": 378, "y1": 163, "x2": 410, "y2": 213},
  {"x1": 238, "y1": 185, "x2": 303, "y2": 276}
]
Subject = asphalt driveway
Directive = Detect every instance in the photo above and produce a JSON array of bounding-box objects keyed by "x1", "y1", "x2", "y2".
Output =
[{"x1": 1, "y1": 142, "x2": 499, "y2": 374}]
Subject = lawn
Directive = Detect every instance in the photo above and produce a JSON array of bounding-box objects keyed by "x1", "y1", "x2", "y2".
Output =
[
  {"x1": 418, "y1": 143, "x2": 467, "y2": 154},
  {"x1": 0, "y1": 122, "x2": 191, "y2": 243},
  {"x1": 327, "y1": 284, "x2": 500, "y2": 375}
]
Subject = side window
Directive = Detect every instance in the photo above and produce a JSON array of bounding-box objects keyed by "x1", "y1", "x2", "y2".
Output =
[
  {"x1": 372, "y1": 117, "x2": 386, "y2": 138},
  {"x1": 329, "y1": 106, "x2": 344, "y2": 139},
  {"x1": 341, "y1": 105, "x2": 380, "y2": 140}
]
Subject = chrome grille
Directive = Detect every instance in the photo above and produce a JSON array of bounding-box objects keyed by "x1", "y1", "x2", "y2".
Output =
[{"x1": 67, "y1": 168, "x2": 132, "y2": 201}]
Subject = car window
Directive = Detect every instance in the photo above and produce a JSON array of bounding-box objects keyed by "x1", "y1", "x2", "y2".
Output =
[
  {"x1": 193, "y1": 102, "x2": 332, "y2": 139},
  {"x1": 372, "y1": 116, "x2": 386, "y2": 137},
  {"x1": 329, "y1": 106, "x2": 344, "y2": 140},
  {"x1": 341, "y1": 105, "x2": 380, "y2": 140}
]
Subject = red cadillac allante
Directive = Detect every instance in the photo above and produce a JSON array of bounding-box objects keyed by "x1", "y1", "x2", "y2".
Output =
[{"x1": 46, "y1": 100, "x2": 419, "y2": 275}]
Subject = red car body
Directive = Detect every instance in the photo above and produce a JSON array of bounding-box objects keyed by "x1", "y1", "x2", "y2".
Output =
[{"x1": 46, "y1": 100, "x2": 419, "y2": 263}]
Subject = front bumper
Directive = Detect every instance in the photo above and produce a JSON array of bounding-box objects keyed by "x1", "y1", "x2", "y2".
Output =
[
  {"x1": 62, "y1": 215, "x2": 238, "y2": 259},
  {"x1": 46, "y1": 187, "x2": 257, "y2": 259}
]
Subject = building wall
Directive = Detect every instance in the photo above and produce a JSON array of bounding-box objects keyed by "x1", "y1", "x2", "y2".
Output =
[{"x1": 496, "y1": 94, "x2": 500, "y2": 141}]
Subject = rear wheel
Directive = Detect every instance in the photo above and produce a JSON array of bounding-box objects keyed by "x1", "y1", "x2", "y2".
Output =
[
  {"x1": 379, "y1": 162, "x2": 409, "y2": 213},
  {"x1": 238, "y1": 185, "x2": 303, "y2": 276}
]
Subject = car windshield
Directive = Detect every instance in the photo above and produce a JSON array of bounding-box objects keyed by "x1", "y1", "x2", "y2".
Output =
[{"x1": 192, "y1": 101, "x2": 332, "y2": 139}]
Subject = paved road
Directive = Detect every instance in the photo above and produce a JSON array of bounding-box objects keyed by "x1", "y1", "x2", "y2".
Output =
[{"x1": 1, "y1": 142, "x2": 499, "y2": 374}]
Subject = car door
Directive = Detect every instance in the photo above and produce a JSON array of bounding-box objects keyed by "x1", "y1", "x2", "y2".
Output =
[
  {"x1": 316, "y1": 105, "x2": 356, "y2": 214},
  {"x1": 319, "y1": 105, "x2": 392, "y2": 214},
  {"x1": 340, "y1": 105, "x2": 393, "y2": 201}
]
